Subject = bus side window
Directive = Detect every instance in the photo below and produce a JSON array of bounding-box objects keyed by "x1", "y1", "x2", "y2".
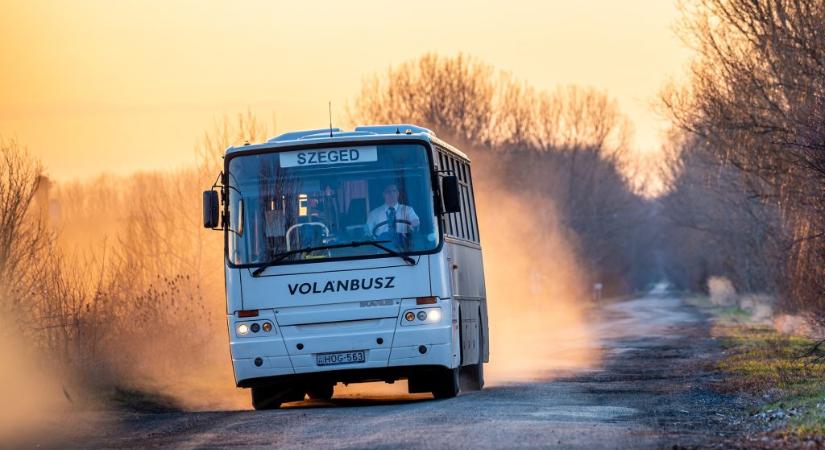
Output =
[
  {"x1": 451, "y1": 157, "x2": 465, "y2": 238},
  {"x1": 438, "y1": 151, "x2": 455, "y2": 237},
  {"x1": 465, "y1": 164, "x2": 480, "y2": 242},
  {"x1": 436, "y1": 147, "x2": 480, "y2": 243},
  {"x1": 458, "y1": 161, "x2": 470, "y2": 240},
  {"x1": 459, "y1": 161, "x2": 478, "y2": 242}
]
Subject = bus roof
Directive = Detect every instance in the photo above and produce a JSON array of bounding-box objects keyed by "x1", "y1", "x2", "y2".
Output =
[{"x1": 225, "y1": 124, "x2": 470, "y2": 161}]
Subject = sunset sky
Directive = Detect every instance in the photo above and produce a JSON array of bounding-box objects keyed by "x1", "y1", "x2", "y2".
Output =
[{"x1": 0, "y1": 0, "x2": 691, "y2": 181}]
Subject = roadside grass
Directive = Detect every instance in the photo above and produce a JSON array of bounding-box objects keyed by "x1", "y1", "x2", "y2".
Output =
[
  {"x1": 685, "y1": 295, "x2": 752, "y2": 323},
  {"x1": 712, "y1": 322, "x2": 825, "y2": 437}
]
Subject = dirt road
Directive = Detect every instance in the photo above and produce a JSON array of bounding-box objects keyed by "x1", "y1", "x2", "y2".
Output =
[{"x1": 70, "y1": 292, "x2": 743, "y2": 449}]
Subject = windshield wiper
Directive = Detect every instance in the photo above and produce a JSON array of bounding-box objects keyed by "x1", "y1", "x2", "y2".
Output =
[
  {"x1": 251, "y1": 240, "x2": 415, "y2": 277},
  {"x1": 357, "y1": 240, "x2": 416, "y2": 266},
  {"x1": 251, "y1": 244, "x2": 339, "y2": 276}
]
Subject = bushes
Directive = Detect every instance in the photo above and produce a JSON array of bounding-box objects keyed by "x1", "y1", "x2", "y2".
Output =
[{"x1": 0, "y1": 118, "x2": 260, "y2": 405}]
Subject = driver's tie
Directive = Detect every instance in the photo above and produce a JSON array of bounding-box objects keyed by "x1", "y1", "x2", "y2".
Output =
[{"x1": 386, "y1": 206, "x2": 397, "y2": 239}]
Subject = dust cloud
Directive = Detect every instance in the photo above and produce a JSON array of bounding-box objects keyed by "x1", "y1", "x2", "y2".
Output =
[
  {"x1": 16, "y1": 154, "x2": 601, "y2": 413},
  {"x1": 102, "y1": 327, "x2": 250, "y2": 412},
  {"x1": 330, "y1": 154, "x2": 602, "y2": 397},
  {"x1": 35, "y1": 173, "x2": 250, "y2": 412},
  {"x1": 0, "y1": 314, "x2": 92, "y2": 445},
  {"x1": 277, "y1": 153, "x2": 603, "y2": 401},
  {"x1": 473, "y1": 155, "x2": 602, "y2": 383}
]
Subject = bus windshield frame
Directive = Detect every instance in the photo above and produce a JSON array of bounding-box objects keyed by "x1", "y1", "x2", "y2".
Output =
[{"x1": 222, "y1": 139, "x2": 444, "y2": 269}]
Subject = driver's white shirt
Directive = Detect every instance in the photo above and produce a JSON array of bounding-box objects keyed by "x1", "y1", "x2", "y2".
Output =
[{"x1": 366, "y1": 203, "x2": 419, "y2": 236}]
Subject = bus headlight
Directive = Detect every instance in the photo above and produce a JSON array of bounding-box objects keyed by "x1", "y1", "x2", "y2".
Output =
[
  {"x1": 401, "y1": 308, "x2": 443, "y2": 325},
  {"x1": 236, "y1": 321, "x2": 275, "y2": 337}
]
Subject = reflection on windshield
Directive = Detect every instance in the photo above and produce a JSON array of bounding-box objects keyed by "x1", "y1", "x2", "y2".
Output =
[{"x1": 227, "y1": 143, "x2": 438, "y2": 265}]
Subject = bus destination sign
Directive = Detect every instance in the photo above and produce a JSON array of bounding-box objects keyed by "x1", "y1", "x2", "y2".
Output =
[{"x1": 280, "y1": 146, "x2": 377, "y2": 168}]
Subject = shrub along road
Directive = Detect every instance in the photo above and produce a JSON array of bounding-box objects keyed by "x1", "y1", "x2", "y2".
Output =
[{"x1": 68, "y1": 292, "x2": 751, "y2": 449}]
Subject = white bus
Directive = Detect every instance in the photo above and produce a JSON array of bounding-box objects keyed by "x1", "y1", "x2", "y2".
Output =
[{"x1": 203, "y1": 124, "x2": 488, "y2": 409}]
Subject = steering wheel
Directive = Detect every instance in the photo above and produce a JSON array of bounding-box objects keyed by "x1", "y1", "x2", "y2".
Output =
[
  {"x1": 371, "y1": 219, "x2": 413, "y2": 237},
  {"x1": 286, "y1": 222, "x2": 329, "y2": 251}
]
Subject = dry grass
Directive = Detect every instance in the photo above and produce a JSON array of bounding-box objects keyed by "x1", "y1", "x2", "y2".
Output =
[{"x1": 714, "y1": 324, "x2": 825, "y2": 437}]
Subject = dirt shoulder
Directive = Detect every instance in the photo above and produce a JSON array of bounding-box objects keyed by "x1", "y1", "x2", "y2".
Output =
[
  {"x1": 689, "y1": 297, "x2": 825, "y2": 449},
  {"x1": 568, "y1": 294, "x2": 751, "y2": 448}
]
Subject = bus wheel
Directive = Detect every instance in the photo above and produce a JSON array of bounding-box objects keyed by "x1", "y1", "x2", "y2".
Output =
[
  {"x1": 306, "y1": 384, "x2": 334, "y2": 400},
  {"x1": 432, "y1": 367, "x2": 460, "y2": 399},
  {"x1": 251, "y1": 386, "x2": 283, "y2": 410}
]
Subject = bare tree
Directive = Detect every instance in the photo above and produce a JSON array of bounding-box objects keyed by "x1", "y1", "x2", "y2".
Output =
[
  {"x1": 662, "y1": 0, "x2": 825, "y2": 318},
  {"x1": 0, "y1": 138, "x2": 50, "y2": 326},
  {"x1": 349, "y1": 53, "x2": 496, "y2": 144},
  {"x1": 351, "y1": 53, "x2": 658, "y2": 295}
]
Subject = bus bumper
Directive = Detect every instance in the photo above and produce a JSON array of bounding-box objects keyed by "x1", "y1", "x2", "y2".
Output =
[{"x1": 229, "y1": 303, "x2": 458, "y2": 387}]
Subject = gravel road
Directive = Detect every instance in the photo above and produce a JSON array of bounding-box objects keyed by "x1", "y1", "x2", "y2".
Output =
[{"x1": 67, "y1": 292, "x2": 744, "y2": 449}]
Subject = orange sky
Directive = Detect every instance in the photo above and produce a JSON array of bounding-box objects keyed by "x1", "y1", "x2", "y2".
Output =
[{"x1": 0, "y1": 0, "x2": 691, "y2": 181}]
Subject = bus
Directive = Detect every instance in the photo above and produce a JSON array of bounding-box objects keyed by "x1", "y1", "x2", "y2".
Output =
[{"x1": 203, "y1": 124, "x2": 489, "y2": 409}]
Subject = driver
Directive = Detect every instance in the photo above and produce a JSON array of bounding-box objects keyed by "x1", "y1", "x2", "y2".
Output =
[{"x1": 366, "y1": 183, "x2": 420, "y2": 240}]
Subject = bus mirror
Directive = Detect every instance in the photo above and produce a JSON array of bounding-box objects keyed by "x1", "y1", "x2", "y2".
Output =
[
  {"x1": 441, "y1": 175, "x2": 461, "y2": 214},
  {"x1": 203, "y1": 190, "x2": 220, "y2": 228}
]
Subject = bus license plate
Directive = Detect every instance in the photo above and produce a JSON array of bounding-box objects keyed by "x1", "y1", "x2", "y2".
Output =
[{"x1": 316, "y1": 350, "x2": 366, "y2": 366}]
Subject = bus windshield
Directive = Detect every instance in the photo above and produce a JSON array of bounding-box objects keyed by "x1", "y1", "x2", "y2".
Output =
[{"x1": 226, "y1": 143, "x2": 439, "y2": 266}]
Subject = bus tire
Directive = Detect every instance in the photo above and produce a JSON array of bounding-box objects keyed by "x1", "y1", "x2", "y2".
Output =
[
  {"x1": 432, "y1": 367, "x2": 460, "y2": 399},
  {"x1": 306, "y1": 384, "x2": 334, "y2": 400},
  {"x1": 251, "y1": 386, "x2": 283, "y2": 410}
]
